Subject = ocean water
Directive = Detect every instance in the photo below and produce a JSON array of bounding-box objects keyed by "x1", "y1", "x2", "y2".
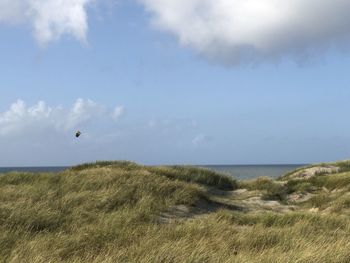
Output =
[
  {"x1": 0, "y1": 164, "x2": 306, "y2": 180},
  {"x1": 202, "y1": 164, "x2": 306, "y2": 180}
]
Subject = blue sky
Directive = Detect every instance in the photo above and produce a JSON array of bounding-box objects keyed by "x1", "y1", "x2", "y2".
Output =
[{"x1": 1, "y1": 0, "x2": 350, "y2": 166}]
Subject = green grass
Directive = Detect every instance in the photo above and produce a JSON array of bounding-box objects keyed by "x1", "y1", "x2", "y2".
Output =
[
  {"x1": 238, "y1": 177, "x2": 288, "y2": 201},
  {"x1": 69, "y1": 160, "x2": 140, "y2": 172},
  {"x1": 279, "y1": 160, "x2": 350, "y2": 180},
  {"x1": 148, "y1": 165, "x2": 238, "y2": 190},
  {"x1": 0, "y1": 161, "x2": 350, "y2": 262},
  {"x1": 70, "y1": 161, "x2": 238, "y2": 190}
]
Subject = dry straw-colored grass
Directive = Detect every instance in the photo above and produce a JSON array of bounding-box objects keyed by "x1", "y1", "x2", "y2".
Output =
[{"x1": 0, "y1": 161, "x2": 349, "y2": 262}]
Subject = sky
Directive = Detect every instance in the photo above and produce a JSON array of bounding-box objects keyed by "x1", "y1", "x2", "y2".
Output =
[{"x1": 1, "y1": 0, "x2": 350, "y2": 166}]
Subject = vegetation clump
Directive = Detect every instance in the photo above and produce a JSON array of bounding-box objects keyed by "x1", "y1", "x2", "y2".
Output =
[{"x1": 0, "y1": 161, "x2": 349, "y2": 262}]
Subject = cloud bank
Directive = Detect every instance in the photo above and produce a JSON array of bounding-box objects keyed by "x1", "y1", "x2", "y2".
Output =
[
  {"x1": 140, "y1": 0, "x2": 350, "y2": 64},
  {"x1": 0, "y1": 0, "x2": 92, "y2": 45},
  {"x1": 0, "y1": 99, "x2": 123, "y2": 136},
  {"x1": 0, "y1": 99, "x2": 207, "y2": 166},
  {"x1": 2, "y1": 0, "x2": 350, "y2": 62}
]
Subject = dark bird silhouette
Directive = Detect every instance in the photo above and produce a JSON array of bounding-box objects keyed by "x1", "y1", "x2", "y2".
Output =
[{"x1": 75, "y1": 131, "x2": 81, "y2": 138}]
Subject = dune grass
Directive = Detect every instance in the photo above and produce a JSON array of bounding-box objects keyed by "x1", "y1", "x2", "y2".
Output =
[
  {"x1": 147, "y1": 165, "x2": 238, "y2": 190},
  {"x1": 239, "y1": 168, "x2": 350, "y2": 215},
  {"x1": 0, "y1": 161, "x2": 350, "y2": 262},
  {"x1": 238, "y1": 177, "x2": 288, "y2": 201},
  {"x1": 279, "y1": 160, "x2": 350, "y2": 180}
]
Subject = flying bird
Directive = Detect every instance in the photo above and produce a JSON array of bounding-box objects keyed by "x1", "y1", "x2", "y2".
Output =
[{"x1": 75, "y1": 131, "x2": 81, "y2": 138}]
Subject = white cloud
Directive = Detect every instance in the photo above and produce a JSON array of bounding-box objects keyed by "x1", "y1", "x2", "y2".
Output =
[
  {"x1": 0, "y1": 98, "x2": 124, "y2": 136},
  {"x1": 0, "y1": 0, "x2": 92, "y2": 45},
  {"x1": 64, "y1": 98, "x2": 105, "y2": 130},
  {"x1": 2, "y1": 0, "x2": 350, "y2": 64},
  {"x1": 0, "y1": 0, "x2": 26, "y2": 24},
  {"x1": 112, "y1": 106, "x2": 125, "y2": 120},
  {"x1": 140, "y1": 0, "x2": 350, "y2": 64},
  {"x1": 0, "y1": 100, "x2": 52, "y2": 136}
]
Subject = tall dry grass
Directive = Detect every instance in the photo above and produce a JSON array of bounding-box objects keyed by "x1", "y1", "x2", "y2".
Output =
[{"x1": 0, "y1": 162, "x2": 349, "y2": 262}]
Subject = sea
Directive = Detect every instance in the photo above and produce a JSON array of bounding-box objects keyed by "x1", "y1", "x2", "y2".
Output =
[
  {"x1": 200, "y1": 164, "x2": 305, "y2": 180},
  {"x1": 0, "y1": 164, "x2": 306, "y2": 180}
]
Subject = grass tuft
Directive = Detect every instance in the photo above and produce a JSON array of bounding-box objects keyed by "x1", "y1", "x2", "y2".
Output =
[{"x1": 0, "y1": 160, "x2": 350, "y2": 262}]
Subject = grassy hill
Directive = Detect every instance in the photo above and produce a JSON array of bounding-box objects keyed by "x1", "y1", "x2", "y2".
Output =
[{"x1": 0, "y1": 161, "x2": 350, "y2": 262}]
